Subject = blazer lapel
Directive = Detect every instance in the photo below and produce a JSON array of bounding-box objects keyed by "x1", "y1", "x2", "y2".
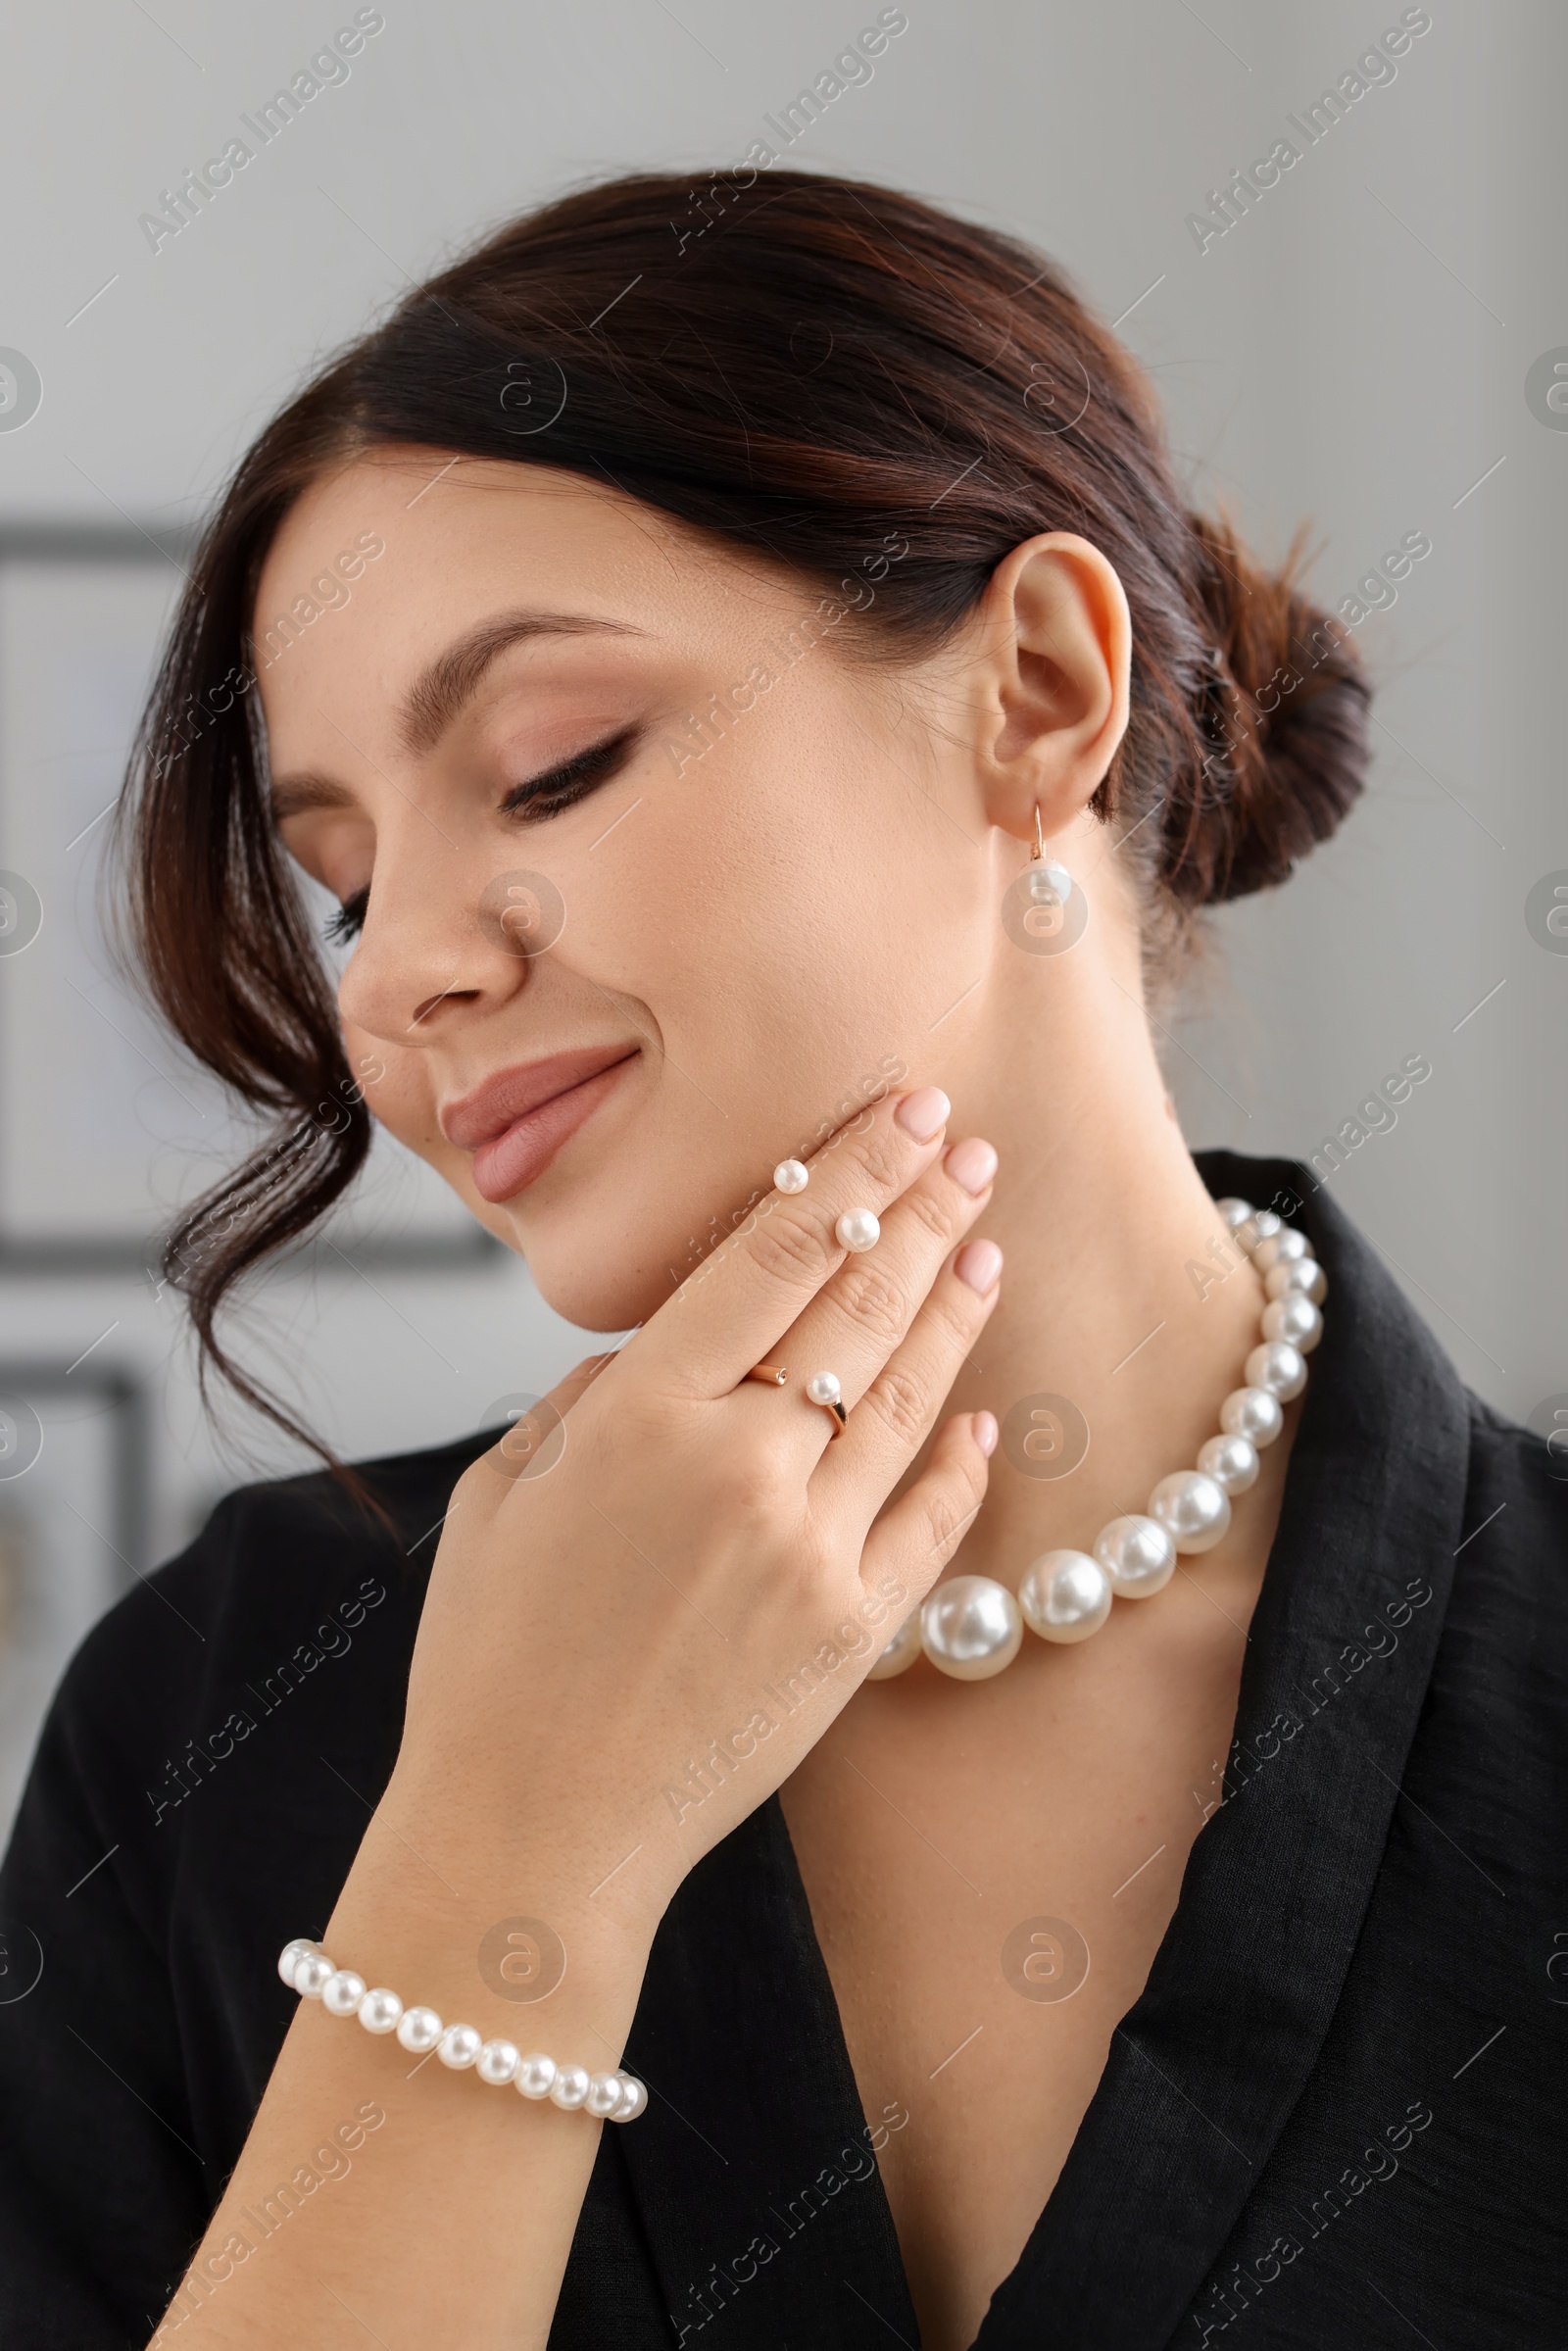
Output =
[
  {"x1": 975, "y1": 1155, "x2": 1474, "y2": 2347},
  {"x1": 618, "y1": 1794, "x2": 919, "y2": 2347}
]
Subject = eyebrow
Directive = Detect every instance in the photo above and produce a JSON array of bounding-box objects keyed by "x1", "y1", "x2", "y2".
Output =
[
  {"x1": 267, "y1": 609, "x2": 648, "y2": 822},
  {"x1": 400, "y1": 609, "x2": 646, "y2": 757}
]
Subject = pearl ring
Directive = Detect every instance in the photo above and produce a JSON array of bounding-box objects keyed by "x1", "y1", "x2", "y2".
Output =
[
  {"x1": 743, "y1": 1361, "x2": 848, "y2": 1437},
  {"x1": 805, "y1": 1370, "x2": 848, "y2": 1437}
]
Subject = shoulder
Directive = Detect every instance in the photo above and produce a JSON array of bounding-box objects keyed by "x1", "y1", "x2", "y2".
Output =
[
  {"x1": 1408, "y1": 1387, "x2": 1568, "y2": 1829},
  {"x1": 41, "y1": 1426, "x2": 497, "y2": 1826},
  {"x1": 0, "y1": 1435, "x2": 499, "y2": 2336},
  {"x1": 1199, "y1": 1144, "x2": 1568, "y2": 1667},
  {"x1": 1449, "y1": 1389, "x2": 1568, "y2": 1641}
]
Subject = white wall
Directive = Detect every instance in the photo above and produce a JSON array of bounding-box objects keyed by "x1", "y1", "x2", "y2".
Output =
[{"x1": 1, "y1": 0, "x2": 1562, "y2": 1830}]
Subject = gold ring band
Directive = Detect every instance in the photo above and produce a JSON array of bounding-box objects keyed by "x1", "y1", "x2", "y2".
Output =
[{"x1": 746, "y1": 1361, "x2": 845, "y2": 1438}]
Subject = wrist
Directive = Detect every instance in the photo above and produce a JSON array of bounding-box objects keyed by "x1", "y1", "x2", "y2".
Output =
[
  {"x1": 322, "y1": 1776, "x2": 663, "y2": 2059},
  {"x1": 372, "y1": 1750, "x2": 682, "y2": 1946}
]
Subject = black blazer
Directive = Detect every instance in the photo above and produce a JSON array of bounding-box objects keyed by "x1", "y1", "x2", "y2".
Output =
[{"x1": 0, "y1": 1154, "x2": 1563, "y2": 2349}]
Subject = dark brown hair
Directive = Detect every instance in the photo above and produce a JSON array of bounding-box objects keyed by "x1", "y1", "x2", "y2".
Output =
[{"x1": 118, "y1": 166, "x2": 1370, "y2": 1461}]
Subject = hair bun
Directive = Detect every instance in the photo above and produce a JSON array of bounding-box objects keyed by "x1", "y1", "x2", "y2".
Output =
[{"x1": 1170, "y1": 513, "x2": 1372, "y2": 906}]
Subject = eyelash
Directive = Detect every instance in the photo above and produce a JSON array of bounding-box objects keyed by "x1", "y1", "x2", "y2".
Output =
[
  {"x1": 319, "y1": 726, "x2": 640, "y2": 946},
  {"x1": 499, "y1": 723, "x2": 640, "y2": 819},
  {"x1": 324, "y1": 889, "x2": 368, "y2": 946}
]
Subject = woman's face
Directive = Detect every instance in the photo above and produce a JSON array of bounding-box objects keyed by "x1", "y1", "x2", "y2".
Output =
[{"x1": 256, "y1": 452, "x2": 1081, "y2": 1330}]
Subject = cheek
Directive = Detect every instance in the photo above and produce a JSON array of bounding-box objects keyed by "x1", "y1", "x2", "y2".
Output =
[
  {"x1": 340, "y1": 1019, "x2": 442, "y2": 1157},
  {"x1": 339, "y1": 1019, "x2": 523, "y2": 1251},
  {"x1": 621, "y1": 708, "x2": 915, "y2": 1025}
]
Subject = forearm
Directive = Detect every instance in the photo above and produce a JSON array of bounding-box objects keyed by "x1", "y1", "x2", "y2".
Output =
[
  {"x1": 154, "y1": 1797, "x2": 656, "y2": 2350},
  {"x1": 147, "y1": 1093, "x2": 997, "y2": 2343}
]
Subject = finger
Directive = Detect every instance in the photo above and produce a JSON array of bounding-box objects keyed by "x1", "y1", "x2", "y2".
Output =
[
  {"x1": 811, "y1": 1232, "x2": 1003, "y2": 1521},
  {"x1": 857, "y1": 1409, "x2": 998, "y2": 1612},
  {"x1": 757, "y1": 1135, "x2": 998, "y2": 1463},
  {"x1": 634, "y1": 1087, "x2": 955, "y2": 1396},
  {"x1": 478, "y1": 1352, "x2": 614, "y2": 1485},
  {"x1": 540, "y1": 1351, "x2": 616, "y2": 1418}
]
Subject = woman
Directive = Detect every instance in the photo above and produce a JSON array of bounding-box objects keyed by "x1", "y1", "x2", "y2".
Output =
[{"x1": 0, "y1": 170, "x2": 1558, "y2": 2351}]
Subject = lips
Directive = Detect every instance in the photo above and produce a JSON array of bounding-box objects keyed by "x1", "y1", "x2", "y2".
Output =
[{"x1": 442, "y1": 1045, "x2": 638, "y2": 1203}]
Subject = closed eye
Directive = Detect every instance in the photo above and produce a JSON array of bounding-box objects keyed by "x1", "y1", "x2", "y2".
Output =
[
  {"x1": 318, "y1": 726, "x2": 640, "y2": 947},
  {"x1": 324, "y1": 885, "x2": 369, "y2": 945},
  {"x1": 500, "y1": 723, "x2": 641, "y2": 819}
]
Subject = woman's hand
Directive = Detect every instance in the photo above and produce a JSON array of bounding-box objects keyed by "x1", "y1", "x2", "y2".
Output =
[
  {"x1": 161, "y1": 1086, "x2": 999, "y2": 2349},
  {"x1": 384, "y1": 1083, "x2": 1002, "y2": 1935}
]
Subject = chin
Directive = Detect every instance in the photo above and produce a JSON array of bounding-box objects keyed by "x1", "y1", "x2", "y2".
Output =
[
  {"x1": 501, "y1": 1197, "x2": 714, "y2": 1334},
  {"x1": 520, "y1": 1130, "x2": 792, "y2": 1332},
  {"x1": 428, "y1": 1084, "x2": 770, "y2": 1336},
  {"x1": 530, "y1": 1249, "x2": 683, "y2": 1335},
  {"x1": 448, "y1": 1140, "x2": 714, "y2": 1331}
]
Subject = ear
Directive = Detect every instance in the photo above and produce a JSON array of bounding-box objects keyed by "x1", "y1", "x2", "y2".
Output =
[{"x1": 968, "y1": 533, "x2": 1132, "y2": 848}]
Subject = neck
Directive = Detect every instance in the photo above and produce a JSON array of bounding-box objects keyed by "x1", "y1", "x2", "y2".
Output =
[{"x1": 925, "y1": 893, "x2": 1272, "y2": 1589}]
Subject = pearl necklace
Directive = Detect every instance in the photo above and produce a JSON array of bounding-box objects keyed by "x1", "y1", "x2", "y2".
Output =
[{"x1": 868, "y1": 1199, "x2": 1324, "y2": 1683}]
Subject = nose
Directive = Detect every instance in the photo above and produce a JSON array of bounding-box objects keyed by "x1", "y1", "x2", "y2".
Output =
[{"x1": 334, "y1": 814, "x2": 530, "y2": 1047}]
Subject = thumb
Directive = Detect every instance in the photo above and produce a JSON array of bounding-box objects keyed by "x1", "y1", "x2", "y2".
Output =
[
  {"x1": 541, "y1": 1349, "x2": 617, "y2": 1419},
  {"x1": 483, "y1": 1353, "x2": 617, "y2": 1484}
]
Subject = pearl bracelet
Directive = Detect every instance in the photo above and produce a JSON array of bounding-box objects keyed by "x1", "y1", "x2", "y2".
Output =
[{"x1": 277, "y1": 1939, "x2": 648, "y2": 2123}]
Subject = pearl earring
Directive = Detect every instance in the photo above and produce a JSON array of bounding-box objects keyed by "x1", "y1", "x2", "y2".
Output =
[
  {"x1": 1029, "y1": 804, "x2": 1072, "y2": 906},
  {"x1": 774, "y1": 1158, "x2": 808, "y2": 1194}
]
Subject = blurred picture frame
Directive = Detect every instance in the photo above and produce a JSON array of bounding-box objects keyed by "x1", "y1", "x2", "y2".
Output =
[
  {"x1": 0, "y1": 522, "x2": 498, "y2": 1272},
  {"x1": 0, "y1": 1358, "x2": 149, "y2": 1843}
]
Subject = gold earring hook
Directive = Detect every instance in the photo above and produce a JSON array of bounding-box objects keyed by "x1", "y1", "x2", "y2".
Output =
[{"x1": 1032, "y1": 806, "x2": 1046, "y2": 861}]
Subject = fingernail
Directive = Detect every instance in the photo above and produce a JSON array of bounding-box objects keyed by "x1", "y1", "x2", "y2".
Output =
[
  {"x1": 947, "y1": 1138, "x2": 999, "y2": 1197},
  {"x1": 896, "y1": 1086, "x2": 951, "y2": 1143},
  {"x1": 973, "y1": 1410, "x2": 999, "y2": 1457},
  {"x1": 956, "y1": 1238, "x2": 1003, "y2": 1294}
]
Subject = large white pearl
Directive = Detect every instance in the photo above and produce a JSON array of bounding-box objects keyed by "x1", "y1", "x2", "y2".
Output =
[
  {"x1": 551, "y1": 2064, "x2": 591, "y2": 2110},
  {"x1": 476, "y1": 2037, "x2": 521, "y2": 2085},
  {"x1": 1246, "y1": 1341, "x2": 1306, "y2": 1401},
  {"x1": 321, "y1": 1969, "x2": 368, "y2": 2017},
  {"x1": 1093, "y1": 1513, "x2": 1176, "y2": 1596},
  {"x1": 438, "y1": 2024, "x2": 482, "y2": 2070},
  {"x1": 612, "y1": 2076, "x2": 648, "y2": 2123},
  {"x1": 277, "y1": 1938, "x2": 315, "y2": 1988},
  {"x1": 357, "y1": 1986, "x2": 403, "y2": 2035},
  {"x1": 396, "y1": 2004, "x2": 443, "y2": 2054},
  {"x1": 1234, "y1": 1209, "x2": 1282, "y2": 1255},
  {"x1": 1215, "y1": 1197, "x2": 1254, "y2": 1230},
  {"x1": 1266, "y1": 1256, "x2": 1327, "y2": 1304},
  {"x1": 1198, "y1": 1433, "x2": 1259, "y2": 1494},
  {"x1": 921, "y1": 1575, "x2": 1023, "y2": 1679},
  {"x1": 585, "y1": 2072, "x2": 624, "y2": 2118},
  {"x1": 836, "y1": 1207, "x2": 880, "y2": 1252},
  {"x1": 865, "y1": 1611, "x2": 922, "y2": 1680},
  {"x1": 294, "y1": 1950, "x2": 335, "y2": 1998},
  {"x1": 516, "y1": 2053, "x2": 558, "y2": 2100},
  {"x1": 806, "y1": 1370, "x2": 842, "y2": 1408},
  {"x1": 773, "y1": 1158, "x2": 808, "y2": 1194},
  {"x1": 1018, "y1": 1550, "x2": 1111, "y2": 1643},
  {"x1": 1252, "y1": 1228, "x2": 1308, "y2": 1271},
  {"x1": 1219, "y1": 1385, "x2": 1284, "y2": 1446},
  {"x1": 1261, "y1": 1295, "x2": 1322, "y2": 1353},
  {"x1": 1149, "y1": 1469, "x2": 1232, "y2": 1553}
]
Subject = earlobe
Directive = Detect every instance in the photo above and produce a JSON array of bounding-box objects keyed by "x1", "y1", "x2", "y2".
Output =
[{"x1": 977, "y1": 531, "x2": 1132, "y2": 848}]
